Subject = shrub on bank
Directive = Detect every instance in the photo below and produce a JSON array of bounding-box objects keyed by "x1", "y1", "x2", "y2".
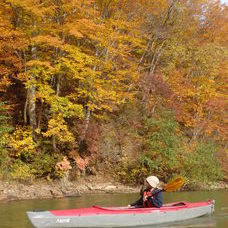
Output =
[
  {"x1": 117, "y1": 112, "x2": 223, "y2": 187},
  {"x1": 181, "y1": 141, "x2": 223, "y2": 188},
  {"x1": 0, "y1": 102, "x2": 12, "y2": 179}
]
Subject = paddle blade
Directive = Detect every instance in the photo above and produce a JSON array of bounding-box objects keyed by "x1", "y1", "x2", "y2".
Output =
[{"x1": 164, "y1": 177, "x2": 184, "y2": 192}]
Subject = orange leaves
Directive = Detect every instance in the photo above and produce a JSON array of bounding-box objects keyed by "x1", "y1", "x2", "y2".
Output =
[
  {"x1": 56, "y1": 157, "x2": 72, "y2": 172},
  {"x1": 200, "y1": 1, "x2": 228, "y2": 44},
  {"x1": 26, "y1": 60, "x2": 52, "y2": 68},
  {"x1": 167, "y1": 60, "x2": 225, "y2": 139},
  {"x1": 0, "y1": 2, "x2": 27, "y2": 98},
  {"x1": 68, "y1": 27, "x2": 84, "y2": 38},
  {"x1": 6, "y1": 0, "x2": 44, "y2": 17},
  {"x1": 66, "y1": 19, "x2": 104, "y2": 40},
  {"x1": 75, "y1": 156, "x2": 89, "y2": 171},
  {"x1": 31, "y1": 35, "x2": 64, "y2": 48},
  {"x1": 0, "y1": 76, "x2": 11, "y2": 92}
]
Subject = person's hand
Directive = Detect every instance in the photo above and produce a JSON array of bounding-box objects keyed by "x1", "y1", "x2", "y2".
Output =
[
  {"x1": 127, "y1": 205, "x2": 131, "y2": 208},
  {"x1": 143, "y1": 194, "x2": 148, "y2": 201}
]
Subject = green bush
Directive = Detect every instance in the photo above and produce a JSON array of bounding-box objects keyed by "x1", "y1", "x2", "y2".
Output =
[
  {"x1": 31, "y1": 146, "x2": 67, "y2": 179},
  {"x1": 0, "y1": 102, "x2": 12, "y2": 178},
  {"x1": 0, "y1": 147, "x2": 9, "y2": 179},
  {"x1": 32, "y1": 151, "x2": 57, "y2": 178},
  {"x1": 117, "y1": 111, "x2": 184, "y2": 184},
  {"x1": 141, "y1": 111, "x2": 183, "y2": 180},
  {"x1": 117, "y1": 159, "x2": 148, "y2": 184},
  {"x1": 182, "y1": 141, "x2": 223, "y2": 187},
  {"x1": 9, "y1": 150, "x2": 65, "y2": 180},
  {"x1": 10, "y1": 160, "x2": 35, "y2": 181}
]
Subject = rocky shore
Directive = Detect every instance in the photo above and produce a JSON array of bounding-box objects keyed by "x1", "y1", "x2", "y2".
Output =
[
  {"x1": 0, "y1": 176, "x2": 227, "y2": 202},
  {"x1": 0, "y1": 176, "x2": 139, "y2": 202}
]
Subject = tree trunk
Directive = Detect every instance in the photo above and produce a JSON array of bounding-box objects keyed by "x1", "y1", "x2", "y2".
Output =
[
  {"x1": 28, "y1": 45, "x2": 37, "y2": 134},
  {"x1": 80, "y1": 108, "x2": 91, "y2": 142},
  {"x1": 24, "y1": 89, "x2": 29, "y2": 124},
  {"x1": 52, "y1": 136, "x2": 57, "y2": 152},
  {"x1": 28, "y1": 84, "x2": 37, "y2": 129},
  {"x1": 23, "y1": 51, "x2": 28, "y2": 124}
]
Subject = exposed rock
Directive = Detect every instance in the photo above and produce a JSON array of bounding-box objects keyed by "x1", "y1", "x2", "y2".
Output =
[
  {"x1": 104, "y1": 185, "x2": 117, "y2": 191},
  {"x1": 63, "y1": 191, "x2": 81, "y2": 198},
  {"x1": 0, "y1": 178, "x2": 227, "y2": 202},
  {"x1": 7, "y1": 194, "x2": 19, "y2": 201},
  {"x1": 50, "y1": 189, "x2": 62, "y2": 198},
  {"x1": 0, "y1": 195, "x2": 7, "y2": 201},
  {"x1": 86, "y1": 167, "x2": 96, "y2": 175},
  {"x1": 86, "y1": 184, "x2": 93, "y2": 190}
]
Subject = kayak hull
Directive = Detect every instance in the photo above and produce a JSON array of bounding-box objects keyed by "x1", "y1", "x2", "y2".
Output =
[{"x1": 27, "y1": 201, "x2": 215, "y2": 228}]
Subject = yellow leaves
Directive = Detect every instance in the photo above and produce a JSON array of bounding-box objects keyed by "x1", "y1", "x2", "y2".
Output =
[
  {"x1": 78, "y1": 18, "x2": 104, "y2": 32},
  {"x1": 58, "y1": 46, "x2": 96, "y2": 79},
  {"x1": 17, "y1": 72, "x2": 27, "y2": 81},
  {"x1": 25, "y1": 60, "x2": 54, "y2": 90},
  {"x1": 43, "y1": 115, "x2": 74, "y2": 143},
  {"x1": 9, "y1": 127, "x2": 37, "y2": 157},
  {"x1": 10, "y1": 160, "x2": 35, "y2": 181},
  {"x1": 50, "y1": 96, "x2": 84, "y2": 119},
  {"x1": 36, "y1": 84, "x2": 55, "y2": 102}
]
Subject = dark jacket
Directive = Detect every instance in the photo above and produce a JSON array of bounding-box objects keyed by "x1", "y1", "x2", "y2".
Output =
[{"x1": 130, "y1": 188, "x2": 163, "y2": 208}]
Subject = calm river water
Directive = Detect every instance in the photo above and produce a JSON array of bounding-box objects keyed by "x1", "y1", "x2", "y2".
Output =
[{"x1": 0, "y1": 190, "x2": 227, "y2": 228}]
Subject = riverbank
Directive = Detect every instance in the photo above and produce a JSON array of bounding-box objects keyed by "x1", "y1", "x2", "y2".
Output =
[
  {"x1": 0, "y1": 176, "x2": 139, "y2": 202},
  {"x1": 0, "y1": 176, "x2": 227, "y2": 202}
]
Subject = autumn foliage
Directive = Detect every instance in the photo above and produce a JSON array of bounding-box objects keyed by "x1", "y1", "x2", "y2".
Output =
[{"x1": 0, "y1": 0, "x2": 227, "y2": 186}]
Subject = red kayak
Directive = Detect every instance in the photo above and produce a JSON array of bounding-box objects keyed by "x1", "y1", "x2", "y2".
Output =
[{"x1": 27, "y1": 200, "x2": 215, "y2": 227}]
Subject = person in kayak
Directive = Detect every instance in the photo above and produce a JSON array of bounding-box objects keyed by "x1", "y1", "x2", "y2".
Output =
[{"x1": 129, "y1": 176, "x2": 163, "y2": 208}]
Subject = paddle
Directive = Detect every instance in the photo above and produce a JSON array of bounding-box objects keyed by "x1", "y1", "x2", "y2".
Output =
[
  {"x1": 163, "y1": 177, "x2": 184, "y2": 192},
  {"x1": 151, "y1": 177, "x2": 184, "y2": 196}
]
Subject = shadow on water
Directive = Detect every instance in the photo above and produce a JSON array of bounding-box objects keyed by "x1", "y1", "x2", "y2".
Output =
[{"x1": 0, "y1": 190, "x2": 227, "y2": 228}]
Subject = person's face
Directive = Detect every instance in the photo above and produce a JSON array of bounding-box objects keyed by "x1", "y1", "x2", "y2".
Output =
[{"x1": 145, "y1": 181, "x2": 152, "y2": 189}]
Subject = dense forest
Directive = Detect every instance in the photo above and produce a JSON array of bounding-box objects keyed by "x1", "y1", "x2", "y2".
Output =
[{"x1": 0, "y1": 0, "x2": 227, "y2": 188}]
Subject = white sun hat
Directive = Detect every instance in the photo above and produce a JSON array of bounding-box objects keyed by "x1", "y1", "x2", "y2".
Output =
[{"x1": 146, "y1": 176, "x2": 159, "y2": 188}]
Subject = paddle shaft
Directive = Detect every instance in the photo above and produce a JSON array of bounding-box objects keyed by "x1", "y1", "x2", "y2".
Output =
[{"x1": 147, "y1": 189, "x2": 163, "y2": 199}]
